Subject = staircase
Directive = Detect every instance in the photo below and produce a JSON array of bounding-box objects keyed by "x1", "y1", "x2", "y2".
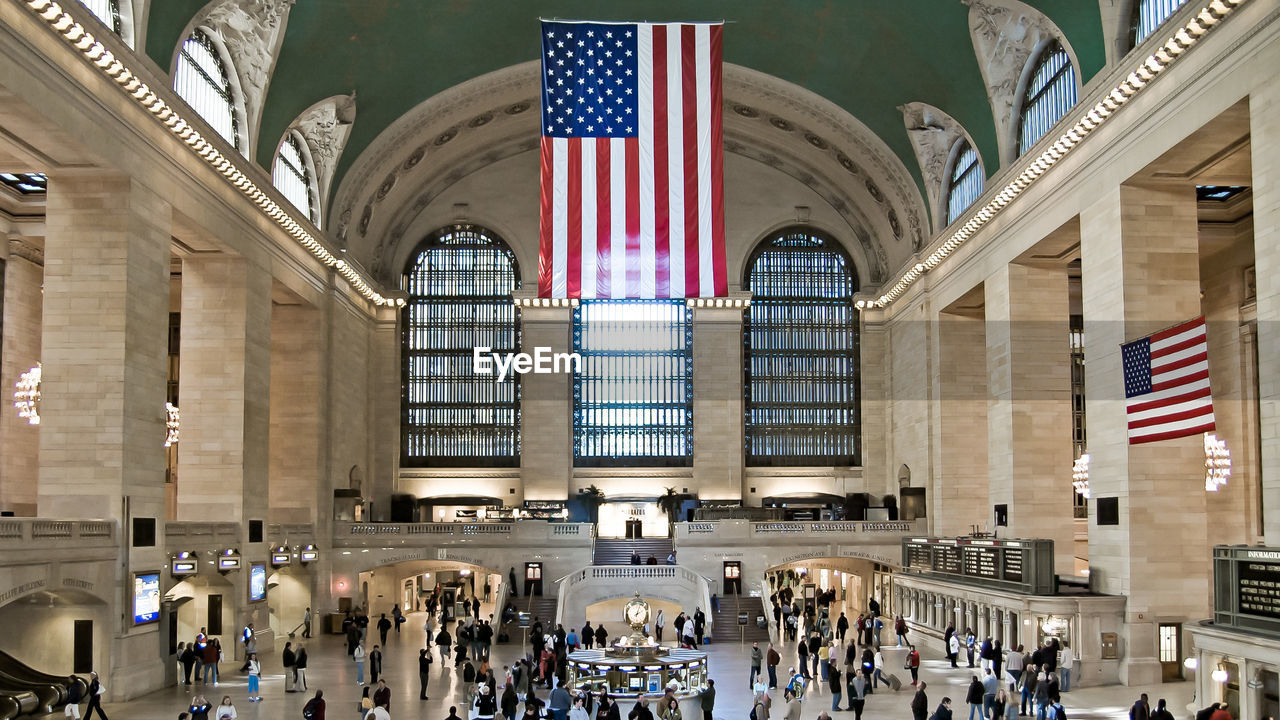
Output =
[
  {"x1": 526, "y1": 593, "x2": 559, "y2": 628},
  {"x1": 711, "y1": 595, "x2": 771, "y2": 644},
  {"x1": 592, "y1": 537, "x2": 674, "y2": 565}
]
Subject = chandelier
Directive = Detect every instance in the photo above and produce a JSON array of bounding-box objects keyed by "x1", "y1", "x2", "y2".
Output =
[
  {"x1": 13, "y1": 364, "x2": 41, "y2": 425},
  {"x1": 1071, "y1": 453, "x2": 1090, "y2": 498},
  {"x1": 1204, "y1": 433, "x2": 1230, "y2": 492},
  {"x1": 165, "y1": 403, "x2": 181, "y2": 447}
]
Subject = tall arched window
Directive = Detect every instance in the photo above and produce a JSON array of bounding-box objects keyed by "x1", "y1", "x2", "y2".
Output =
[
  {"x1": 573, "y1": 300, "x2": 693, "y2": 466},
  {"x1": 272, "y1": 131, "x2": 318, "y2": 226},
  {"x1": 1017, "y1": 41, "x2": 1077, "y2": 157},
  {"x1": 78, "y1": 0, "x2": 121, "y2": 34},
  {"x1": 945, "y1": 139, "x2": 983, "y2": 225},
  {"x1": 1133, "y1": 0, "x2": 1188, "y2": 46},
  {"x1": 744, "y1": 228, "x2": 860, "y2": 466},
  {"x1": 174, "y1": 29, "x2": 241, "y2": 151},
  {"x1": 402, "y1": 225, "x2": 520, "y2": 467}
]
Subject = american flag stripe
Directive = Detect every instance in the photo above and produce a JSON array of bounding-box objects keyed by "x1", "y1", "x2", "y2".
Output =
[
  {"x1": 538, "y1": 20, "x2": 726, "y2": 299},
  {"x1": 1123, "y1": 316, "x2": 1215, "y2": 444}
]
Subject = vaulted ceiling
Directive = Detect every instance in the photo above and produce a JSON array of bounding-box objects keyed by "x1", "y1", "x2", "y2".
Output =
[{"x1": 143, "y1": 0, "x2": 1108, "y2": 209}]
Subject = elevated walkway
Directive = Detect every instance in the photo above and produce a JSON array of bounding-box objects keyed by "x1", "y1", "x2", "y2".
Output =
[
  {"x1": 555, "y1": 564, "x2": 712, "y2": 632},
  {"x1": 592, "y1": 537, "x2": 673, "y2": 565}
]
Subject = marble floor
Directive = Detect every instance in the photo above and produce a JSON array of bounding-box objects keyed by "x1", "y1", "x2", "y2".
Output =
[{"x1": 69, "y1": 613, "x2": 1194, "y2": 720}]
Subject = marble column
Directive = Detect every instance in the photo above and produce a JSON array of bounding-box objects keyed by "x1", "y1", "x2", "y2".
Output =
[
  {"x1": 176, "y1": 255, "x2": 272, "y2": 526},
  {"x1": 985, "y1": 263, "x2": 1075, "y2": 573},
  {"x1": 520, "y1": 303, "x2": 573, "y2": 501},
  {"x1": 269, "y1": 302, "x2": 323, "y2": 524},
  {"x1": 1251, "y1": 76, "x2": 1280, "y2": 544},
  {"x1": 1080, "y1": 182, "x2": 1209, "y2": 686},
  {"x1": 692, "y1": 300, "x2": 745, "y2": 501},
  {"x1": 0, "y1": 237, "x2": 43, "y2": 515},
  {"x1": 38, "y1": 170, "x2": 170, "y2": 697}
]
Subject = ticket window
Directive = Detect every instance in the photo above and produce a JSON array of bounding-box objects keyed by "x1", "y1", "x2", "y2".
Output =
[
  {"x1": 525, "y1": 562, "x2": 543, "y2": 597},
  {"x1": 724, "y1": 562, "x2": 742, "y2": 595}
]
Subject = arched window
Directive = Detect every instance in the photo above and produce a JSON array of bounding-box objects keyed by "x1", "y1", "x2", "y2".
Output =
[
  {"x1": 402, "y1": 226, "x2": 520, "y2": 467},
  {"x1": 945, "y1": 139, "x2": 983, "y2": 225},
  {"x1": 77, "y1": 0, "x2": 121, "y2": 35},
  {"x1": 744, "y1": 228, "x2": 859, "y2": 466},
  {"x1": 1133, "y1": 0, "x2": 1189, "y2": 46},
  {"x1": 573, "y1": 300, "x2": 693, "y2": 467},
  {"x1": 1017, "y1": 41, "x2": 1077, "y2": 157},
  {"x1": 174, "y1": 29, "x2": 241, "y2": 151},
  {"x1": 272, "y1": 131, "x2": 318, "y2": 225}
]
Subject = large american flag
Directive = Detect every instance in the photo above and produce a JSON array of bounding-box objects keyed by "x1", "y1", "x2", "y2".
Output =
[
  {"x1": 1122, "y1": 316, "x2": 1215, "y2": 444},
  {"x1": 537, "y1": 20, "x2": 727, "y2": 299}
]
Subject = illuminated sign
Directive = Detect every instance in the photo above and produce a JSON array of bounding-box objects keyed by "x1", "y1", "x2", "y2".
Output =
[
  {"x1": 249, "y1": 564, "x2": 266, "y2": 602},
  {"x1": 271, "y1": 552, "x2": 291, "y2": 567},
  {"x1": 133, "y1": 573, "x2": 160, "y2": 624},
  {"x1": 172, "y1": 561, "x2": 198, "y2": 576}
]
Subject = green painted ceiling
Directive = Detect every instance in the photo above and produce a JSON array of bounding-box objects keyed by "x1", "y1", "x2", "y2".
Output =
[{"x1": 145, "y1": 1, "x2": 1105, "y2": 206}]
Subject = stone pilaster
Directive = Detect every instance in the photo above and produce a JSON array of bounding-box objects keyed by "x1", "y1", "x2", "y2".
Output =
[
  {"x1": 519, "y1": 304, "x2": 572, "y2": 501},
  {"x1": 1251, "y1": 78, "x2": 1280, "y2": 545},
  {"x1": 369, "y1": 305, "x2": 400, "y2": 519},
  {"x1": 269, "y1": 302, "x2": 322, "y2": 524},
  {"x1": 1, "y1": 239, "x2": 43, "y2": 515},
  {"x1": 692, "y1": 302, "x2": 744, "y2": 501},
  {"x1": 931, "y1": 309, "x2": 988, "y2": 536},
  {"x1": 1080, "y1": 182, "x2": 1208, "y2": 686},
  {"x1": 176, "y1": 255, "x2": 272, "y2": 526},
  {"x1": 985, "y1": 264, "x2": 1074, "y2": 574}
]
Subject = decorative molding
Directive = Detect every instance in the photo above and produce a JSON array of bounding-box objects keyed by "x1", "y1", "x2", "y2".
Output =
[
  {"x1": 7, "y1": 237, "x2": 44, "y2": 265},
  {"x1": 291, "y1": 93, "x2": 356, "y2": 227},
  {"x1": 900, "y1": 102, "x2": 982, "y2": 233},
  {"x1": 965, "y1": 0, "x2": 1078, "y2": 165},
  {"x1": 189, "y1": 0, "x2": 296, "y2": 155}
]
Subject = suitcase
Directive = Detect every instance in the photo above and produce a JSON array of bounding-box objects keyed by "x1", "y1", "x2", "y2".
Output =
[
  {"x1": 885, "y1": 673, "x2": 902, "y2": 691},
  {"x1": 285, "y1": 670, "x2": 296, "y2": 692}
]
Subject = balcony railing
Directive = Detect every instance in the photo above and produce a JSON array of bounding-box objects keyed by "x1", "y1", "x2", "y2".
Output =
[
  {"x1": 676, "y1": 518, "x2": 925, "y2": 542},
  {"x1": 0, "y1": 518, "x2": 116, "y2": 551},
  {"x1": 335, "y1": 521, "x2": 594, "y2": 546}
]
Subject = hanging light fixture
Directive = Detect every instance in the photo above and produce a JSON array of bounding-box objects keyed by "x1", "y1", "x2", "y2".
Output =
[
  {"x1": 1072, "y1": 454, "x2": 1091, "y2": 498},
  {"x1": 165, "y1": 403, "x2": 181, "y2": 447},
  {"x1": 13, "y1": 364, "x2": 41, "y2": 425},
  {"x1": 1204, "y1": 433, "x2": 1230, "y2": 491}
]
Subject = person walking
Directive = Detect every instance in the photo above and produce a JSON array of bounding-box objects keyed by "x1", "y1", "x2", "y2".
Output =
[
  {"x1": 848, "y1": 669, "x2": 867, "y2": 720},
  {"x1": 749, "y1": 642, "x2": 763, "y2": 688},
  {"x1": 1149, "y1": 699, "x2": 1175, "y2": 720},
  {"x1": 1021, "y1": 665, "x2": 1039, "y2": 717},
  {"x1": 982, "y1": 670, "x2": 999, "y2": 719},
  {"x1": 767, "y1": 643, "x2": 781, "y2": 688},
  {"x1": 369, "y1": 645, "x2": 383, "y2": 684},
  {"x1": 201, "y1": 639, "x2": 220, "y2": 686},
  {"x1": 435, "y1": 627, "x2": 452, "y2": 666},
  {"x1": 828, "y1": 662, "x2": 843, "y2": 712},
  {"x1": 550, "y1": 680, "x2": 572, "y2": 720},
  {"x1": 377, "y1": 614, "x2": 392, "y2": 646},
  {"x1": 84, "y1": 673, "x2": 108, "y2": 720},
  {"x1": 910, "y1": 682, "x2": 929, "y2": 720},
  {"x1": 419, "y1": 648, "x2": 433, "y2": 700},
  {"x1": 655, "y1": 610, "x2": 665, "y2": 643},
  {"x1": 372, "y1": 679, "x2": 391, "y2": 713},
  {"x1": 895, "y1": 615, "x2": 909, "y2": 647},
  {"x1": 214, "y1": 696, "x2": 237, "y2": 720},
  {"x1": 353, "y1": 643, "x2": 367, "y2": 686},
  {"x1": 180, "y1": 642, "x2": 196, "y2": 685},
  {"x1": 303, "y1": 607, "x2": 312, "y2": 639},
  {"x1": 570, "y1": 696, "x2": 590, "y2": 720},
  {"x1": 283, "y1": 642, "x2": 297, "y2": 693},
  {"x1": 966, "y1": 676, "x2": 985, "y2": 720},
  {"x1": 1006, "y1": 646, "x2": 1025, "y2": 691},
  {"x1": 295, "y1": 646, "x2": 309, "y2": 692},
  {"x1": 302, "y1": 690, "x2": 325, "y2": 720},
  {"x1": 1033, "y1": 673, "x2": 1050, "y2": 720},
  {"x1": 935, "y1": 698, "x2": 956, "y2": 720},
  {"x1": 246, "y1": 654, "x2": 261, "y2": 703},
  {"x1": 1129, "y1": 693, "x2": 1151, "y2": 720},
  {"x1": 873, "y1": 648, "x2": 887, "y2": 690},
  {"x1": 797, "y1": 638, "x2": 810, "y2": 679},
  {"x1": 698, "y1": 679, "x2": 715, "y2": 720}
]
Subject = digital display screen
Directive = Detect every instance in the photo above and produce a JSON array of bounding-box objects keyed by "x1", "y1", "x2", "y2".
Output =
[
  {"x1": 218, "y1": 556, "x2": 241, "y2": 571},
  {"x1": 271, "y1": 553, "x2": 291, "y2": 566},
  {"x1": 300, "y1": 550, "x2": 318, "y2": 562},
  {"x1": 133, "y1": 573, "x2": 160, "y2": 624},
  {"x1": 172, "y1": 561, "x2": 198, "y2": 575},
  {"x1": 249, "y1": 564, "x2": 266, "y2": 602}
]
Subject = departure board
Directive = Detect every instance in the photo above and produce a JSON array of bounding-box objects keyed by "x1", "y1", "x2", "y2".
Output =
[
  {"x1": 1214, "y1": 546, "x2": 1280, "y2": 638},
  {"x1": 1003, "y1": 548, "x2": 1024, "y2": 582},
  {"x1": 964, "y1": 546, "x2": 1000, "y2": 579},
  {"x1": 901, "y1": 537, "x2": 1055, "y2": 595},
  {"x1": 935, "y1": 545, "x2": 962, "y2": 574}
]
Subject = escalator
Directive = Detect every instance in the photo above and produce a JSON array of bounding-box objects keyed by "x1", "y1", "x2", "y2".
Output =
[{"x1": 0, "y1": 650, "x2": 84, "y2": 719}]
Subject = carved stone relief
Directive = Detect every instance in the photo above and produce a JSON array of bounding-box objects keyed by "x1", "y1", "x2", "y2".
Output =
[
  {"x1": 192, "y1": 0, "x2": 296, "y2": 153},
  {"x1": 900, "y1": 102, "x2": 979, "y2": 233},
  {"x1": 293, "y1": 93, "x2": 356, "y2": 227},
  {"x1": 964, "y1": 0, "x2": 1071, "y2": 165}
]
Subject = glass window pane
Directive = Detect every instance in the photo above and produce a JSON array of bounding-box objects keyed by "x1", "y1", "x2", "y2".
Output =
[
  {"x1": 743, "y1": 229, "x2": 860, "y2": 466},
  {"x1": 77, "y1": 0, "x2": 121, "y2": 34},
  {"x1": 573, "y1": 300, "x2": 693, "y2": 466},
  {"x1": 1017, "y1": 43, "x2": 1076, "y2": 157},
  {"x1": 946, "y1": 140, "x2": 984, "y2": 224},
  {"x1": 1135, "y1": 0, "x2": 1189, "y2": 45},
  {"x1": 402, "y1": 226, "x2": 521, "y2": 467},
  {"x1": 174, "y1": 29, "x2": 240, "y2": 151},
  {"x1": 273, "y1": 132, "x2": 314, "y2": 222}
]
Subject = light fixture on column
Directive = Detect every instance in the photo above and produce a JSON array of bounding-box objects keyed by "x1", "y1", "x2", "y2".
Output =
[
  {"x1": 1071, "y1": 454, "x2": 1090, "y2": 498},
  {"x1": 1183, "y1": 657, "x2": 1198, "y2": 671},
  {"x1": 1204, "y1": 433, "x2": 1230, "y2": 491},
  {"x1": 1211, "y1": 664, "x2": 1229, "y2": 683},
  {"x1": 165, "y1": 403, "x2": 180, "y2": 446},
  {"x1": 14, "y1": 364, "x2": 41, "y2": 425}
]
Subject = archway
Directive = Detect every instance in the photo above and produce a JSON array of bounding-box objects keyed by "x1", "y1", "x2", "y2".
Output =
[
  {"x1": 165, "y1": 572, "x2": 238, "y2": 656},
  {"x1": 0, "y1": 588, "x2": 110, "y2": 683},
  {"x1": 762, "y1": 556, "x2": 901, "y2": 644}
]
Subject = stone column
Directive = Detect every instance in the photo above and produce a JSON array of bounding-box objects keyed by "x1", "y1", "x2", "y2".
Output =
[
  {"x1": 1252, "y1": 77, "x2": 1280, "y2": 544},
  {"x1": 985, "y1": 263, "x2": 1075, "y2": 573},
  {"x1": 520, "y1": 304, "x2": 572, "y2": 501},
  {"x1": 176, "y1": 255, "x2": 272, "y2": 525},
  {"x1": 931, "y1": 309, "x2": 988, "y2": 535},
  {"x1": 368, "y1": 305, "x2": 400, "y2": 519},
  {"x1": 692, "y1": 300, "x2": 745, "y2": 501},
  {"x1": 38, "y1": 171, "x2": 170, "y2": 697},
  {"x1": 1080, "y1": 182, "x2": 1209, "y2": 686},
  {"x1": 1, "y1": 238, "x2": 43, "y2": 515},
  {"x1": 269, "y1": 302, "x2": 323, "y2": 524}
]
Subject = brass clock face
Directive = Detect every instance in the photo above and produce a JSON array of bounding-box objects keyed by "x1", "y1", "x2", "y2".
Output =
[{"x1": 627, "y1": 602, "x2": 648, "y2": 625}]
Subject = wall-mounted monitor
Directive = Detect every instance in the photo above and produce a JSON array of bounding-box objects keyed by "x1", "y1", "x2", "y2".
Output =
[
  {"x1": 133, "y1": 572, "x2": 160, "y2": 624},
  {"x1": 249, "y1": 564, "x2": 266, "y2": 602}
]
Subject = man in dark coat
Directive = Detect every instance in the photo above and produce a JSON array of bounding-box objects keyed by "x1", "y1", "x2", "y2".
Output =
[
  {"x1": 693, "y1": 608, "x2": 706, "y2": 645},
  {"x1": 910, "y1": 682, "x2": 929, "y2": 720}
]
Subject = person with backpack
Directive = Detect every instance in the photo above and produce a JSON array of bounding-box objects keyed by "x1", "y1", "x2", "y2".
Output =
[
  {"x1": 353, "y1": 644, "x2": 367, "y2": 685},
  {"x1": 435, "y1": 627, "x2": 452, "y2": 666},
  {"x1": 895, "y1": 615, "x2": 909, "y2": 646},
  {"x1": 302, "y1": 690, "x2": 325, "y2": 720}
]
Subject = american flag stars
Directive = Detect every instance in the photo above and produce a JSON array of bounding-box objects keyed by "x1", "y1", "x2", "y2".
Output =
[{"x1": 541, "y1": 22, "x2": 639, "y2": 139}]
